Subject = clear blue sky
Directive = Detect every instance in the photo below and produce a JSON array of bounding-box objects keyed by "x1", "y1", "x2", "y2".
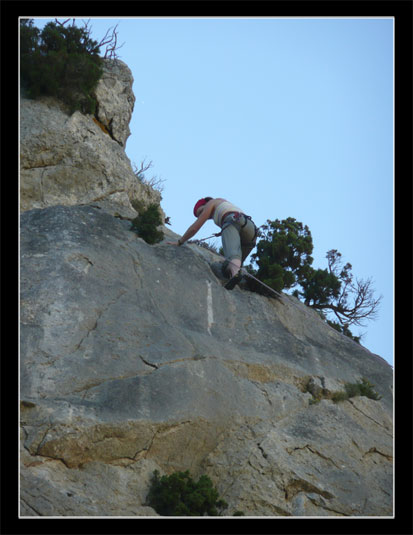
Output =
[{"x1": 29, "y1": 17, "x2": 394, "y2": 366}]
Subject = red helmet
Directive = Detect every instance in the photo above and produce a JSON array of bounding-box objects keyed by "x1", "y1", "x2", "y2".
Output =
[{"x1": 193, "y1": 198, "x2": 208, "y2": 217}]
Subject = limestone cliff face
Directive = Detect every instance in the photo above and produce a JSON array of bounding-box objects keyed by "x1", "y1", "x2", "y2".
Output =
[
  {"x1": 20, "y1": 59, "x2": 160, "y2": 219},
  {"x1": 19, "y1": 63, "x2": 393, "y2": 518}
]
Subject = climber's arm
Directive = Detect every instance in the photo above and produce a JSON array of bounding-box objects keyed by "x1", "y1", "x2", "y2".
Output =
[{"x1": 167, "y1": 200, "x2": 214, "y2": 246}]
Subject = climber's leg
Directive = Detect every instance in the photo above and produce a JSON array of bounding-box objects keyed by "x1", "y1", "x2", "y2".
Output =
[{"x1": 221, "y1": 223, "x2": 242, "y2": 278}]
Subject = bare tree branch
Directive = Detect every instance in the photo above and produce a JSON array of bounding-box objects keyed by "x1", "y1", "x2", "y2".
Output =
[
  {"x1": 54, "y1": 18, "x2": 71, "y2": 27},
  {"x1": 102, "y1": 25, "x2": 125, "y2": 59},
  {"x1": 133, "y1": 158, "x2": 153, "y2": 179},
  {"x1": 311, "y1": 249, "x2": 383, "y2": 328},
  {"x1": 133, "y1": 159, "x2": 166, "y2": 194},
  {"x1": 56, "y1": 19, "x2": 125, "y2": 59}
]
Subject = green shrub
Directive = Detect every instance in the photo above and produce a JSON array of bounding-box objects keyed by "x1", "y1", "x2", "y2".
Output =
[
  {"x1": 20, "y1": 19, "x2": 103, "y2": 114},
  {"x1": 346, "y1": 378, "x2": 382, "y2": 400},
  {"x1": 306, "y1": 377, "x2": 382, "y2": 404},
  {"x1": 146, "y1": 470, "x2": 228, "y2": 516},
  {"x1": 331, "y1": 378, "x2": 382, "y2": 403},
  {"x1": 131, "y1": 203, "x2": 164, "y2": 244}
]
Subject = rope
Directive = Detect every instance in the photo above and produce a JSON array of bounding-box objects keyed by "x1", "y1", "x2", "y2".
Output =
[
  {"x1": 196, "y1": 232, "x2": 222, "y2": 242},
  {"x1": 191, "y1": 236, "x2": 304, "y2": 310},
  {"x1": 222, "y1": 259, "x2": 284, "y2": 302}
]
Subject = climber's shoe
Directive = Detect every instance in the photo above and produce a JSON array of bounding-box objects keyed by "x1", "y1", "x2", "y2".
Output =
[{"x1": 224, "y1": 271, "x2": 243, "y2": 290}]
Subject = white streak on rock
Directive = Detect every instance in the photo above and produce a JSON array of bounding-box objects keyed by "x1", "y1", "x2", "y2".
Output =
[{"x1": 206, "y1": 281, "x2": 214, "y2": 335}]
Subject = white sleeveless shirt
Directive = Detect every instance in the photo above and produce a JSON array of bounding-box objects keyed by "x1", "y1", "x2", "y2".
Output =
[{"x1": 213, "y1": 201, "x2": 243, "y2": 227}]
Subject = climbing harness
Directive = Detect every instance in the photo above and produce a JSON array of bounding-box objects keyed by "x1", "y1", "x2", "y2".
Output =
[
  {"x1": 197, "y1": 213, "x2": 259, "y2": 243},
  {"x1": 221, "y1": 212, "x2": 258, "y2": 236}
]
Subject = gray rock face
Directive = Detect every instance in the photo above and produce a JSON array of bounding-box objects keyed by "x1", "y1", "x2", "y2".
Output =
[
  {"x1": 20, "y1": 205, "x2": 393, "y2": 517},
  {"x1": 19, "y1": 59, "x2": 159, "y2": 218},
  {"x1": 93, "y1": 59, "x2": 136, "y2": 147}
]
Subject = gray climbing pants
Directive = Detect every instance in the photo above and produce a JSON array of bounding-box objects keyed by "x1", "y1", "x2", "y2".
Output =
[{"x1": 221, "y1": 214, "x2": 257, "y2": 264}]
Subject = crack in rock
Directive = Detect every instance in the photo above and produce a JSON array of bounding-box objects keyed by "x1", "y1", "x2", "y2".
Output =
[
  {"x1": 305, "y1": 495, "x2": 346, "y2": 516},
  {"x1": 363, "y1": 447, "x2": 393, "y2": 461},
  {"x1": 139, "y1": 356, "x2": 158, "y2": 370},
  {"x1": 284, "y1": 478, "x2": 335, "y2": 501},
  {"x1": 286, "y1": 444, "x2": 342, "y2": 469},
  {"x1": 349, "y1": 400, "x2": 393, "y2": 436},
  {"x1": 70, "y1": 290, "x2": 127, "y2": 354}
]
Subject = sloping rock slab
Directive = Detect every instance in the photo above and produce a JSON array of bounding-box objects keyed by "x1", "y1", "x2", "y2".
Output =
[{"x1": 20, "y1": 205, "x2": 393, "y2": 516}]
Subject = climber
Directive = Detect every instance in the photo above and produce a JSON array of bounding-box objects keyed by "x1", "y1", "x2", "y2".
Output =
[{"x1": 167, "y1": 197, "x2": 258, "y2": 289}]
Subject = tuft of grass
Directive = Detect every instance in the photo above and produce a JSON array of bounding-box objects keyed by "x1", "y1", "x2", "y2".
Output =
[
  {"x1": 343, "y1": 378, "x2": 382, "y2": 401},
  {"x1": 330, "y1": 390, "x2": 351, "y2": 403},
  {"x1": 307, "y1": 377, "x2": 382, "y2": 405}
]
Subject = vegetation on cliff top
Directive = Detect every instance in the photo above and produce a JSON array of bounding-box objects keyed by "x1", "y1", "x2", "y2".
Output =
[{"x1": 20, "y1": 18, "x2": 123, "y2": 114}]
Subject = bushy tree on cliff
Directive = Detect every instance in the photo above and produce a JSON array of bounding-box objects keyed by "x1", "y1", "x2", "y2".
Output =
[
  {"x1": 249, "y1": 219, "x2": 382, "y2": 341},
  {"x1": 20, "y1": 18, "x2": 123, "y2": 114},
  {"x1": 249, "y1": 217, "x2": 314, "y2": 293}
]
